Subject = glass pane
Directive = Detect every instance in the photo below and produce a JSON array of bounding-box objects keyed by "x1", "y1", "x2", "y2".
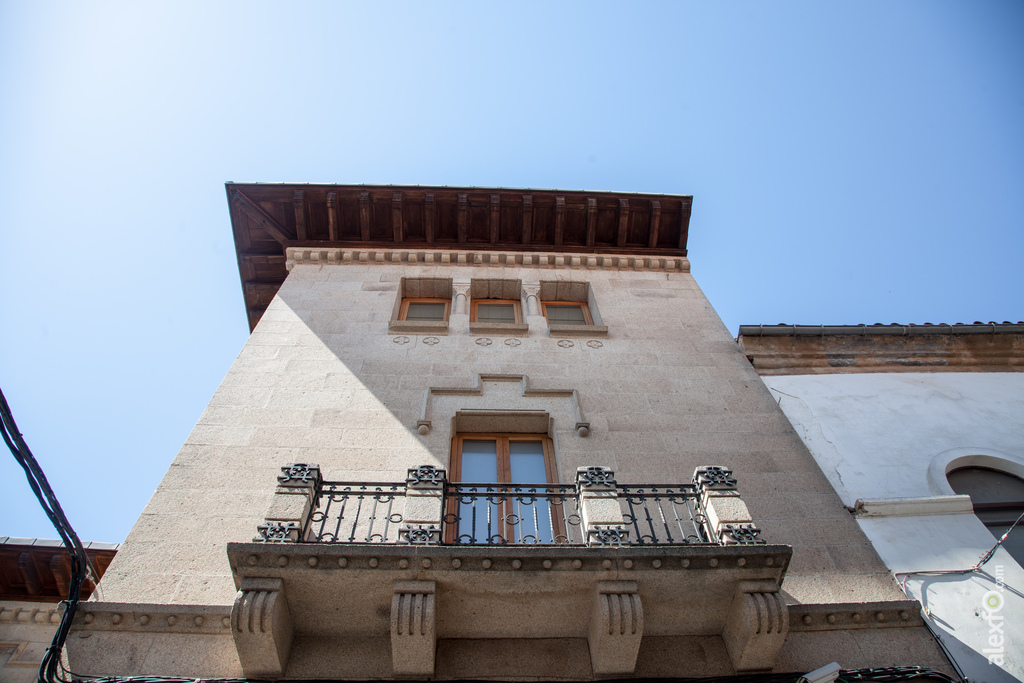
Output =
[
  {"x1": 546, "y1": 304, "x2": 586, "y2": 325},
  {"x1": 405, "y1": 301, "x2": 446, "y2": 321},
  {"x1": 509, "y1": 440, "x2": 554, "y2": 543},
  {"x1": 458, "y1": 440, "x2": 500, "y2": 544},
  {"x1": 509, "y1": 441, "x2": 547, "y2": 483},
  {"x1": 476, "y1": 303, "x2": 516, "y2": 324},
  {"x1": 461, "y1": 440, "x2": 498, "y2": 482}
]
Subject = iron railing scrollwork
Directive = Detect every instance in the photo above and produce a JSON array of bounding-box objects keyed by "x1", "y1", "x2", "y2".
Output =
[
  {"x1": 302, "y1": 475, "x2": 725, "y2": 546},
  {"x1": 443, "y1": 484, "x2": 583, "y2": 545},
  {"x1": 306, "y1": 483, "x2": 405, "y2": 544},
  {"x1": 617, "y1": 484, "x2": 718, "y2": 545}
]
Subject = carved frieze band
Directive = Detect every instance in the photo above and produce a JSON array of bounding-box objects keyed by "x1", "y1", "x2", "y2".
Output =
[{"x1": 285, "y1": 247, "x2": 690, "y2": 273}]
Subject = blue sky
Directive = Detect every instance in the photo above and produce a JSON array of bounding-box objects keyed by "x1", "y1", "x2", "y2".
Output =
[{"x1": 1, "y1": 1, "x2": 1022, "y2": 543}]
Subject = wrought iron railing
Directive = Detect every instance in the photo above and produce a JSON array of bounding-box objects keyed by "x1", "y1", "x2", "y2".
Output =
[
  {"x1": 298, "y1": 477, "x2": 723, "y2": 546},
  {"x1": 443, "y1": 483, "x2": 584, "y2": 545},
  {"x1": 305, "y1": 482, "x2": 406, "y2": 543},
  {"x1": 618, "y1": 484, "x2": 717, "y2": 545}
]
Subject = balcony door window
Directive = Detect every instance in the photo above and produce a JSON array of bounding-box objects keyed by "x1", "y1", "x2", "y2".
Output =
[{"x1": 449, "y1": 434, "x2": 562, "y2": 544}]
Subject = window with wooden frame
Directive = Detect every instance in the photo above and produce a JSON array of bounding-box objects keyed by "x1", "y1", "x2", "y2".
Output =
[
  {"x1": 470, "y1": 299, "x2": 522, "y2": 324},
  {"x1": 399, "y1": 298, "x2": 450, "y2": 322},
  {"x1": 447, "y1": 434, "x2": 566, "y2": 544},
  {"x1": 540, "y1": 301, "x2": 593, "y2": 326}
]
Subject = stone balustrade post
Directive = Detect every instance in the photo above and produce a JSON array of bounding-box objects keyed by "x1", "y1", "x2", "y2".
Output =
[
  {"x1": 692, "y1": 466, "x2": 764, "y2": 545},
  {"x1": 254, "y1": 463, "x2": 322, "y2": 543},
  {"x1": 400, "y1": 465, "x2": 446, "y2": 544},
  {"x1": 576, "y1": 466, "x2": 629, "y2": 546}
]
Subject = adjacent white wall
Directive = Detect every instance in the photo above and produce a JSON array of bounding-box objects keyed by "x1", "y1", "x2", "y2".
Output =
[{"x1": 762, "y1": 372, "x2": 1024, "y2": 683}]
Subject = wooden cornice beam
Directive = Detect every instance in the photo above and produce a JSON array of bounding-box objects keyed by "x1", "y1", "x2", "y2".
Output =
[
  {"x1": 50, "y1": 554, "x2": 69, "y2": 599},
  {"x1": 678, "y1": 198, "x2": 692, "y2": 250},
  {"x1": 586, "y1": 198, "x2": 597, "y2": 247},
  {"x1": 490, "y1": 194, "x2": 500, "y2": 244},
  {"x1": 554, "y1": 196, "x2": 565, "y2": 246},
  {"x1": 648, "y1": 200, "x2": 661, "y2": 249},
  {"x1": 293, "y1": 191, "x2": 307, "y2": 241},
  {"x1": 522, "y1": 195, "x2": 533, "y2": 245},
  {"x1": 230, "y1": 189, "x2": 293, "y2": 246},
  {"x1": 425, "y1": 193, "x2": 435, "y2": 244},
  {"x1": 359, "y1": 191, "x2": 371, "y2": 241},
  {"x1": 392, "y1": 192, "x2": 404, "y2": 242},
  {"x1": 616, "y1": 199, "x2": 630, "y2": 248},
  {"x1": 457, "y1": 194, "x2": 468, "y2": 244},
  {"x1": 326, "y1": 192, "x2": 339, "y2": 241},
  {"x1": 18, "y1": 552, "x2": 40, "y2": 595}
]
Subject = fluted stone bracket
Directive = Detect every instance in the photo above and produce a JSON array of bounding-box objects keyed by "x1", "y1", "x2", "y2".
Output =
[
  {"x1": 722, "y1": 581, "x2": 789, "y2": 673},
  {"x1": 391, "y1": 580, "x2": 436, "y2": 677},
  {"x1": 589, "y1": 580, "x2": 644, "y2": 675},
  {"x1": 231, "y1": 577, "x2": 294, "y2": 679}
]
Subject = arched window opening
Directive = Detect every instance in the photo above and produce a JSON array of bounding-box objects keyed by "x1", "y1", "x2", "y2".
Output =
[{"x1": 947, "y1": 466, "x2": 1024, "y2": 566}]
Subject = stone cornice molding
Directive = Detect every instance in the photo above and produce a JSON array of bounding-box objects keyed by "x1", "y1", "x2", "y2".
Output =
[{"x1": 285, "y1": 247, "x2": 690, "y2": 274}]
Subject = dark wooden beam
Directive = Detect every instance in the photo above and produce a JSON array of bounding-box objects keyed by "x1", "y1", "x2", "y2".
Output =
[
  {"x1": 616, "y1": 199, "x2": 630, "y2": 248},
  {"x1": 326, "y1": 192, "x2": 339, "y2": 241},
  {"x1": 230, "y1": 189, "x2": 292, "y2": 245},
  {"x1": 648, "y1": 200, "x2": 661, "y2": 249},
  {"x1": 586, "y1": 198, "x2": 597, "y2": 247},
  {"x1": 293, "y1": 191, "x2": 307, "y2": 241},
  {"x1": 678, "y1": 198, "x2": 692, "y2": 251},
  {"x1": 554, "y1": 196, "x2": 565, "y2": 246},
  {"x1": 490, "y1": 194, "x2": 500, "y2": 244},
  {"x1": 392, "y1": 192, "x2": 403, "y2": 242},
  {"x1": 458, "y1": 194, "x2": 468, "y2": 244},
  {"x1": 50, "y1": 554, "x2": 69, "y2": 599},
  {"x1": 359, "y1": 191, "x2": 371, "y2": 241},
  {"x1": 522, "y1": 195, "x2": 533, "y2": 245},
  {"x1": 425, "y1": 193, "x2": 435, "y2": 244},
  {"x1": 19, "y1": 552, "x2": 40, "y2": 595}
]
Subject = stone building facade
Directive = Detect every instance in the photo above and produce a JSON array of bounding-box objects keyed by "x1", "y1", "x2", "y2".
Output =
[
  {"x1": 740, "y1": 324, "x2": 1024, "y2": 683},
  {"x1": 68, "y1": 185, "x2": 954, "y2": 679}
]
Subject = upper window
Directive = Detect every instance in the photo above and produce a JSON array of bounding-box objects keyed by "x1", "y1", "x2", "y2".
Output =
[
  {"x1": 541, "y1": 301, "x2": 593, "y2": 326},
  {"x1": 948, "y1": 466, "x2": 1024, "y2": 566},
  {"x1": 400, "y1": 298, "x2": 450, "y2": 322},
  {"x1": 471, "y1": 300, "x2": 522, "y2": 324}
]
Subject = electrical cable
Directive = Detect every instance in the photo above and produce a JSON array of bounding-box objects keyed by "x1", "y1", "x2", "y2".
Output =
[{"x1": 0, "y1": 387, "x2": 90, "y2": 683}]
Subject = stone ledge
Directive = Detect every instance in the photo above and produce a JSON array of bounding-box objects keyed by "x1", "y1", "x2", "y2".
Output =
[
  {"x1": 788, "y1": 600, "x2": 923, "y2": 631},
  {"x1": 549, "y1": 324, "x2": 609, "y2": 338},
  {"x1": 387, "y1": 320, "x2": 449, "y2": 335}
]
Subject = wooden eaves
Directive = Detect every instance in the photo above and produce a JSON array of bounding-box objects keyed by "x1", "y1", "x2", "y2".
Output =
[{"x1": 226, "y1": 183, "x2": 693, "y2": 332}]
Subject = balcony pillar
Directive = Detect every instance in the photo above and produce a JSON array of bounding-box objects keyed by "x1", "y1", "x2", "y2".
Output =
[
  {"x1": 231, "y1": 577, "x2": 294, "y2": 678},
  {"x1": 722, "y1": 581, "x2": 789, "y2": 672},
  {"x1": 588, "y1": 580, "x2": 644, "y2": 675},
  {"x1": 400, "y1": 465, "x2": 445, "y2": 544},
  {"x1": 391, "y1": 580, "x2": 437, "y2": 676},
  {"x1": 255, "y1": 463, "x2": 322, "y2": 543},
  {"x1": 693, "y1": 466, "x2": 764, "y2": 545},
  {"x1": 576, "y1": 466, "x2": 629, "y2": 545}
]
